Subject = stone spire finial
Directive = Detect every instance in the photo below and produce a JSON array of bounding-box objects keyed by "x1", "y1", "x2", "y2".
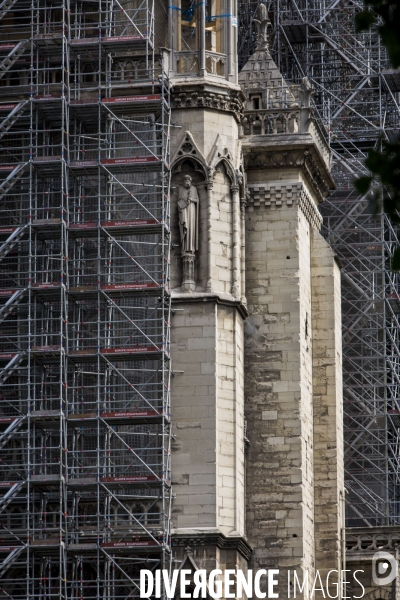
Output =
[{"x1": 253, "y1": 3, "x2": 271, "y2": 51}]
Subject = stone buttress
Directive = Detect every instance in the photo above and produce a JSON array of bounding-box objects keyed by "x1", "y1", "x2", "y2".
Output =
[{"x1": 240, "y1": 47, "x2": 344, "y2": 596}]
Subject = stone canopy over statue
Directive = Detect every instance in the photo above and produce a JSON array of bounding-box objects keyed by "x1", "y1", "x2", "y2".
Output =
[
  {"x1": 178, "y1": 175, "x2": 199, "y2": 254},
  {"x1": 177, "y1": 174, "x2": 199, "y2": 292}
]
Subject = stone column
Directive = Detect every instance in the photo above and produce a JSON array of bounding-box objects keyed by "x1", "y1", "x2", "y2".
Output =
[
  {"x1": 240, "y1": 193, "x2": 246, "y2": 305},
  {"x1": 231, "y1": 183, "x2": 240, "y2": 298},
  {"x1": 311, "y1": 232, "x2": 344, "y2": 583},
  {"x1": 205, "y1": 179, "x2": 213, "y2": 293},
  {"x1": 199, "y1": 0, "x2": 206, "y2": 77}
]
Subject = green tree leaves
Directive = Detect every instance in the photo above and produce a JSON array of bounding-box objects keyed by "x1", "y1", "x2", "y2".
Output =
[{"x1": 354, "y1": 0, "x2": 400, "y2": 268}]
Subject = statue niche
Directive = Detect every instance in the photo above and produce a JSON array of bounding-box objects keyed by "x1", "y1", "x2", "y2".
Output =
[{"x1": 178, "y1": 174, "x2": 199, "y2": 292}]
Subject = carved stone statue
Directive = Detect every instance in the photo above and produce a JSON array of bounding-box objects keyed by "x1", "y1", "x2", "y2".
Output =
[
  {"x1": 178, "y1": 175, "x2": 199, "y2": 253},
  {"x1": 178, "y1": 174, "x2": 199, "y2": 291},
  {"x1": 253, "y1": 3, "x2": 271, "y2": 51}
]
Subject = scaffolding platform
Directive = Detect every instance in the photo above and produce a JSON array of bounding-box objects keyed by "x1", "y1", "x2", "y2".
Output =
[
  {"x1": 69, "y1": 91, "x2": 166, "y2": 118},
  {"x1": 0, "y1": 417, "x2": 20, "y2": 426},
  {"x1": 68, "y1": 475, "x2": 167, "y2": 489},
  {"x1": 69, "y1": 156, "x2": 164, "y2": 175},
  {"x1": 31, "y1": 283, "x2": 65, "y2": 300},
  {"x1": 31, "y1": 346, "x2": 65, "y2": 360},
  {"x1": 68, "y1": 540, "x2": 165, "y2": 553},
  {"x1": 33, "y1": 32, "x2": 64, "y2": 52},
  {"x1": 101, "y1": 540, "x2": 164, "y2": 552},
  {"x1": 32, "y1": 156, "x2": 64, "y2": 174},
  {"x1": 69, "y1": 35, "x2": 153, "y2": 56},
  {"x1": 0, "y1": 352, "x2": 23, "y2": 361},
  {"x1": 0, "y1": 545, "x2": 25, "y2": 552},
  {"x1": 68, "y1": 346, "x2": 164, "y2": 362},
  {"x1": 102, "y1": 94, "x2": 166, "y2": 114},
  {"x1": 101, "y1": 283, "x2": 166, "y2": 296},
  {"x1": 30, "y1": 540, "x2": 65, "y2": 552},
  {"x1": 0, "y1": 481, "x2": 25, "y2": 489},
  {"x1": 69, "y1": 219, "x2": 166, "y2": 236},
  {"x1": 30, "y1": 410, "x2": 65, "y2": 423},
  {"x1": 33, "y1": 95, "x2": 64, "y2": 120},
  {"x1": 30, "y1": 474, "x2": 65, "y2": 487},
  {"x1": 68, "y1": 409, "x2": 168, "y2": 425},
  {"x1": 68, "y1": 284, "x2": 165, "y2": 298}
]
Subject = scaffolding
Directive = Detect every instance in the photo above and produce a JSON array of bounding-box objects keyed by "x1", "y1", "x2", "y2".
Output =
[
  {"x1": 238, "y1": 0, "x2": 400, "y2": 525},
  {"x1": 0, "y1": 0, "x2": 172, "y2": 596}
]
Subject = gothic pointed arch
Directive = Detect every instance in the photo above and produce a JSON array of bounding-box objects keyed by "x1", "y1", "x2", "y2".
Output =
[
  {"x1": 208, "y1": 134, "x2": 237, "y2": 185},
  {"x1": 171, "y1": 131, "x2": 208, "y2": 180},
  {"x1": 173, "y1": 548, "x2": 213, "y2": 600}
]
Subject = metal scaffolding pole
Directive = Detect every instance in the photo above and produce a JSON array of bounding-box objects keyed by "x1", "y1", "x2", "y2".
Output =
[{"x1": 0, "y1": 0, "x2": 172, "y2": 596}]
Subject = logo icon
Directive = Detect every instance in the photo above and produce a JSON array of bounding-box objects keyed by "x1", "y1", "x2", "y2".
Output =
[{"x1": 372, "y1": 551, "x2": 398, "y2": 585}]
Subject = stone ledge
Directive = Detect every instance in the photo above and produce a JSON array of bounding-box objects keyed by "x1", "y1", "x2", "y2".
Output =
[
  {"x1": 171, "y1": 291, "x2": 249, "y2": 318},
  {"x1": 172, "y1": 530, "x2": 253, "y2": 561}
]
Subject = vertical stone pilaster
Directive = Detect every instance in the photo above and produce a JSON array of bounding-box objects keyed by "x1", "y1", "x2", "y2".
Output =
[
  {"x1": 311, "y1": 232, "x2": 344, "y2": 582},
  {"x1": 244, "y1": 183, "x2": 317, "y2": 594},
  {"x1": 205, "y1": 179, "x2": 214, "y2": 293},
  {"x1": 231, "y1": 184, "x2": 241, "y2": 298},
  {"x1": 240, "y1": 194, "x2": 247, "y2": 305}
]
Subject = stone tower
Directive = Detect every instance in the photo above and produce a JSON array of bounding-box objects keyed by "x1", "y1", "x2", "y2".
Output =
[
  {"x1": 240, "y1": 49, "x2": 343, "y2": 593},
  {"x1": 169, "y1": 10, "x2": 344, "y2": 594},
  {"x1": 168, "y1": 2, "x2": 249, "y2": 573}
]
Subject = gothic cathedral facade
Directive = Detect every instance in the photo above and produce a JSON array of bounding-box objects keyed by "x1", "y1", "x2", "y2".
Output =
[{"x1": 168, "y1": 3, "x2": 344, "y2": 594}]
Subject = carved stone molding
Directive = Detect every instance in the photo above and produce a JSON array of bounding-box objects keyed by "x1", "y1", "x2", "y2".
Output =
[
  {"x1": 182, "y1": 252, "x2": 196, "y2": 292},
  {"x1": 172, "y1": 532, "x2": 253, "y2": 562},
  {"x1": 360, "y1": 589, "x2": 392, "y2": 600},
  {"x1": 171, "y1": 89, "x2": 244, "y2": 122},
  {"x1": 299, "y1": 188, "x2": 323, "y2": 230},
  {"x1": 243, "y1": 147, "x2": 332, "y2": 202},
  {"x1": 346, "y1": 526, "x2": 400, "y2": 554},
  {"x1": 247, "y1": 182, "x2": 323, "y2": 230}
]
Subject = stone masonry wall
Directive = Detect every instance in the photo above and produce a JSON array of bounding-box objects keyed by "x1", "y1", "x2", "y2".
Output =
[
  {"x1": 217, "y1": 305, "x2": 245, "y2": 536},
  {"x1": 171, "y1": 300, "x2": 245, "y2": 538},
  {"x1": 171, "y1": 302, "x2": 217, "y2": 530},
  {"x1": 244, "y1": 187, "x2": 316, "y2": 595},
  {"x1": 311, "y1": 232, "x2": 344, "y2": 579}
]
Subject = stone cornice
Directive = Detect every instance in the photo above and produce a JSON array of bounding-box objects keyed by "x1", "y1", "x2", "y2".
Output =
[
  {"x1": 171, "y1": 82, "x2": 245, "y2": 123},
  {"x1": 172, "y1": 532, "x2": 253, "y2": 562},
  {"x1": 241, "y1": 134, "x2": 335, "y2": 203},
  {"x1": 171, "y1": 292, "x2": 248, "y2": 319},
  {"x1": 247, "y1": 182, "x2": 323, "y2": 230}
]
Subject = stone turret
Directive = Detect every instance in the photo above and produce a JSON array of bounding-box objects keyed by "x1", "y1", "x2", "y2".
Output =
[{"x1": 168, "y1": 0, "x2": 250, "y2": 581}]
